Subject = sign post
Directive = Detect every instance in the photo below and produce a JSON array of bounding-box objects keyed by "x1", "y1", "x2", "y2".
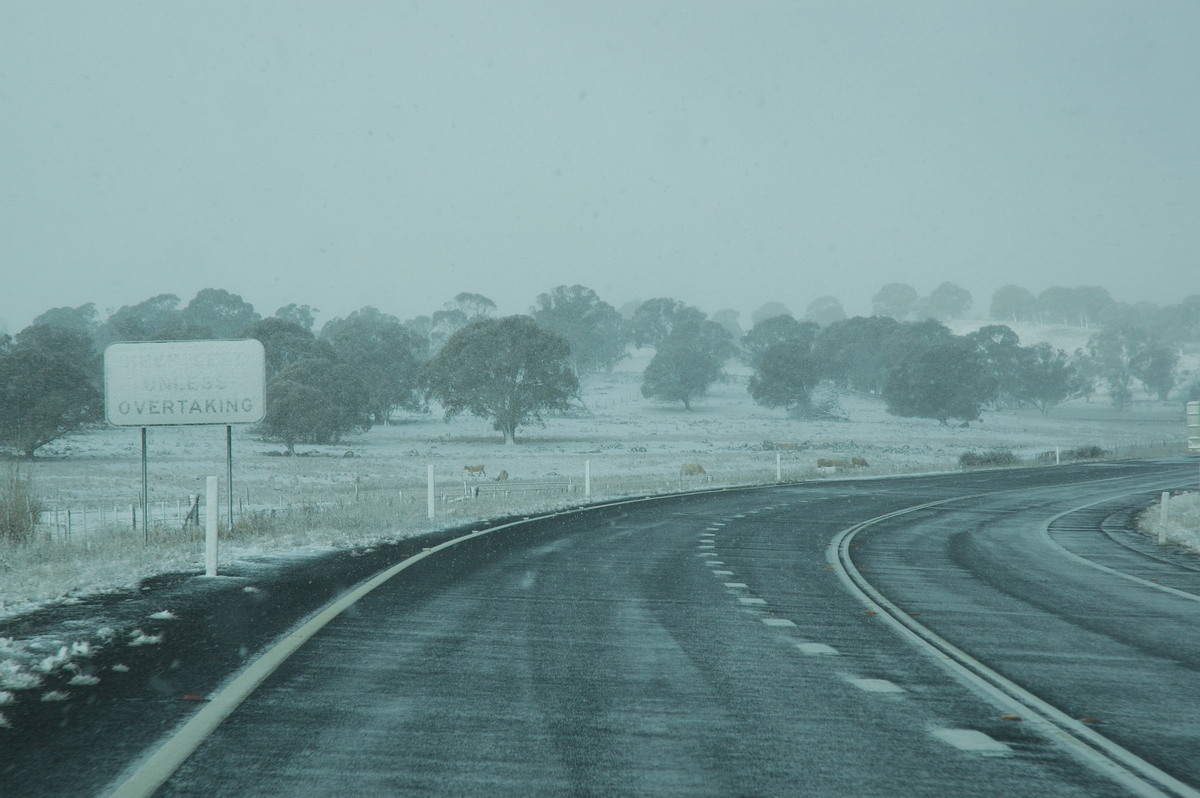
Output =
[
  {"x1": 104, "y1": 340, "x2": 265, "y2": 545},
  {"x1": 1187, "y1": 401, "x2": 1199, "y2": 453}
]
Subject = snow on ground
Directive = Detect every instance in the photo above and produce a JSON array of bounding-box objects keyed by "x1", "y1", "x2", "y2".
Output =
[
  {"x1": 1, "y1": 327, "x2": 1195, "y2": 714},
  {"x1": 1138, "y1": 491, "x2": 1200, "y2": 553}
]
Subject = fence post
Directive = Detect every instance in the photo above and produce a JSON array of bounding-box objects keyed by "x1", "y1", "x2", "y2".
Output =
[
  {"x1": 585, "y1": 460, "x2": 591, "y2": 498},
  {"x1": 776, "y1": 453, "x2": 782, "y2": 482}
]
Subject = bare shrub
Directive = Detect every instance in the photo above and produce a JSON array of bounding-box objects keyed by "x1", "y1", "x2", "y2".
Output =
[
  {"x1": 0, "y1": 463, "x2": 43, "y2": 544},
  {"x1": 958, "y1": 449, "x2": 1019, "y2": 469}
]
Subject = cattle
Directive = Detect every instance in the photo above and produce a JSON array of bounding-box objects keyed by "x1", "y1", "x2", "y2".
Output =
[
  {"x1": 493, "y1": 469, "x2": 509, "y2": 482},
  {"x1": 851, "y1": 457, "x2": 870, "y2": 468},
  {"x1": 816, "y1": 457, "x2": 852, "y2": 468},
  {"x1": 463, "y1": 465, "x2": 486, "y2": 478},
  {"x1": 1037, "y1": 450, "x2": 1057, "y2": 462},
  {"x1": 680, "y1": 463, "x2": 706, "y2": 476}
]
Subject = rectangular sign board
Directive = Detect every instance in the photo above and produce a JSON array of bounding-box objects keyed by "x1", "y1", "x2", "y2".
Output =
[{"x1": 105, "y1": 339, "x2": 266, "y2": 427}]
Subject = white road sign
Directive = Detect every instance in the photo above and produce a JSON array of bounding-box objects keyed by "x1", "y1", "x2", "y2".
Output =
[{"x1": 104, "y1": 339, "x2": 266, "y2": 426}]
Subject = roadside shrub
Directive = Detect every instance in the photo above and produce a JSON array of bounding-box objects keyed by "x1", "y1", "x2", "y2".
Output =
[
  {"x1": 959, "y1": 449, "x2": 1019, "y2": 469},
  {"x1": 0, "y1": 464, "x2": 43, "y2": 544},
  {"x1": 1063, "y1": 445, "x2": 1109, "y2": 460}
]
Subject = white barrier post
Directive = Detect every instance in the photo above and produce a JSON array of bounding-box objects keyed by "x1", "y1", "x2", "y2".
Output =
[
  {"x1": 1158, "y1": 492, "x2": 1170, "y2": 546},
  {"x1": 1055, "y1": 447, "x2": 1061, "y2": 465},
  {"x1": 585, "y1": 460, "x2": 591, "y2": 498},
  {"x1": 205, "y1": 476, "x2": 219, "y2": 577},
  {"x1": 776, "y1": 453, "x2": 782, "y2": 482},
  {"x1": 427, "y1": 465, "x2": 435, "y2": 520}
]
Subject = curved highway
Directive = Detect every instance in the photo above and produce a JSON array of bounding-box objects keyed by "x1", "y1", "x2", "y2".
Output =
[
  {"x1": 83, "y1": 458, "x2": 1196, "y2": 797},
  {"x1": 5, "y1": 459, "x2": 1198, "y2": 797}
]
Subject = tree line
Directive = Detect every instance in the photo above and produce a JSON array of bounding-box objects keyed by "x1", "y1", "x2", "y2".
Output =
[{"x1": 1, "y1": 282, "x2": 1194, "y2": 457}]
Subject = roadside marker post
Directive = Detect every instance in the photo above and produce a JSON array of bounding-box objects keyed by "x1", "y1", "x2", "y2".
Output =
[
  {"x1": 205, "y1": 476, "x2": 219, "y2": 577},
  {"x1": 427, "y1": 465, "x2": 436, "y2": 520}
]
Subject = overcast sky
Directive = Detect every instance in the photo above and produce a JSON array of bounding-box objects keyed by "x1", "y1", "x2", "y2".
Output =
[{"x1": 2, "y1": 1, "x2": 1197, "y2": 334}]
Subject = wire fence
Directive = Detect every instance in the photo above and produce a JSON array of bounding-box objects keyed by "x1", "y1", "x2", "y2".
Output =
[{"x1": 29, "y1": 435, "x2": 1190, "y2": 541}]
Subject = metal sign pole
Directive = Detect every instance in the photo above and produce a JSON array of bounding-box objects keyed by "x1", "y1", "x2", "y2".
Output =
[
  {"x1": 141, "y1": 427, "x2": 148, "y2": 544},
  {"x1": 226, "y1": 425, "x2": 234, "y2": 531}
]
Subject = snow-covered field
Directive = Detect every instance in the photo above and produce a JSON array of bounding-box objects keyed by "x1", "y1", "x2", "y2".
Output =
[
  {"x1": 1, "y1": 329, "x2": 1195, "y2": 721},
  {"x1": 5, "y1": 340, "x2": 1193, "y2": 610}
]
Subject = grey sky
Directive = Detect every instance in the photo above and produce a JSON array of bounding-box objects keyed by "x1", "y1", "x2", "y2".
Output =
[{"x1": 2, "y1": 1, "x2": 1197, "y2": 333}]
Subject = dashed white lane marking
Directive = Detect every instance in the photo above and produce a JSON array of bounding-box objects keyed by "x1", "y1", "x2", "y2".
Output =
[
  {"x1": 848, "y1": 678, "x2": 905, "y2": 694},
  {"x1": 738, "y1": 597, "x2": 767, "y2": 605},
  {"x1": 931, "y1": 728, "x2": 1012, "y2": 757},
  {"x1": 723, "y1": 582, "x2": 749, "y2": 589},
  {"x1": 761, "y1": 618, "x2": 795, "y2": 627},
  {"x1": 705, "y1": 561, "x2": 723, "y2": 567},
  {"x1": 697, "y1": 543, "x2": 715, "y2": 549},
  {"x1": 796, "y1": 642, "x2": 838, "y2": 656},
  {"x1": 713, "y1": 570, "x2": 734, "y2": 576}
]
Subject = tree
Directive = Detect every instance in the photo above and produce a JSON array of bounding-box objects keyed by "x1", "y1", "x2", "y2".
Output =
[
  {"x1": 0, "y1": 347, "x2": 102, "y2": 457},
  {"x1": 871, "y1": 283, "x2": 919, "y2": 320},
  {"x1": 238, "y1": 318, "x2": 332, "y2": 380},
  {"x1": 989, "y1": 285, "x2": 1037, "y2": 323},
  {"x1": 30, "y1": 303, "x2": 101, "y2": 338},
  {"x1": 1130, "y1": 341, "x2": 1179, "y2": 401},
  {"x1": 747, "y1": 339, "x2": 821, "y2": 415},
  {"x1": 1015, "y1": 342, "x2": 1077, "y2": 416},
  {"x1": 640, "y1": 319, "x2": 734, "y2": 410},
  {"x1": 626, "y1": 298, "x2": 706, "y2": 350},
  {"x1": 275, "y1": 303, "x2": 319, "y2": 331},
  {"x1": 883, "y1": 343, "x2": 992, "y2": 424},
  {"x1": 182, "y1": 288, "x2": 260, "y2": 338},
  {"x1": 1087, "y1": 324, "x2": 1148, "y2": 409},
  {"x1": 710, "y1": 309, "x2": 744, "y2": 343},
  {"x1": 258, "y1": 359, "x2": 371, "y2": 454},
  {"x1": 101, "y1": 294, "x2": 186, "y2": 343},
  {"x1": 1071, "y1": 286, "x2": 1116, "y2": 327},
  {"x1": 813, "y1": 316, "x2": 904, "y2": 394},
  {"x1": 917, "y1": 282, "x2": 972, "y2": 320},
  {"x1": 419, "y1": 316, "x2": 578, "y2": 444},
  {"x1": 319, "y1": 307, "x2": 425, "y2": 423},
  {"x1": 1036, "y1": 286, "x2": 1077, "y2": 325},
  {"x1": 427, "y1": 293, "x2": 498, "y2": 353},
  {"x1": 741, "y1": 315, "x2": 818, "y2": 371},
  {"x1": 804, "y1": 296, "x2": 846, "y2": 327},
  {"x1": 965, "y1": 325, "x2": 1023, "y2": 408},
  {"x1": 750, "y1": 302, "x2": 792, "y2": 327},
  {"x1": 531, "y1": 285, "x2": 627, "y2": 374}
]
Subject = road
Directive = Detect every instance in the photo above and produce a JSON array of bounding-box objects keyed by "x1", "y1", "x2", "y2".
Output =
[
  {"x1": 113, "y1": 459, "x2": 1200, "y2": 797},
  {"x1": 5, "y1": 460, "x2": 1199, "y2": 796}
]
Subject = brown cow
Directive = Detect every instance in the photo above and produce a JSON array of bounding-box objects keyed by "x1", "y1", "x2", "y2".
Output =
[
  {"x1": 817, "y1": 457, "x2": 851, "y2": 468},
  {"x1": 493, "y1": 469, "x2": 509, "y2": 482},
  {"x1": 463, "y1": 465, "x2": 486, "y2": 478},
  {"x1": 680, "y1": 463, "x2": 706, "y2": 476},
  {"x1": 851, "y1": 457, "x2": 870, "y2": 468}
]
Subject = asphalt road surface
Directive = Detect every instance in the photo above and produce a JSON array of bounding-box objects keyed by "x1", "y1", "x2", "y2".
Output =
[{"x1": 7, "y1": 459, "x2": 1200, "y2": 797}]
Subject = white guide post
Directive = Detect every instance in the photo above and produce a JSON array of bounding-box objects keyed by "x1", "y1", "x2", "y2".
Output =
[
  {"x1": 585, "y1": 460, "x2": 591, "y2": 498},
  {"x1": 205, "y1": 476, "x2": 219, "y2": 577},
  {"x1": 776, "y1": 453, "x2": 782, "y2": 482},
  {"x1": 427, "y1": 465, "x2": 436, "y2": 520},
  {"x1": 1158, "y1": 492, "x2": 1170, "y2": 546}
]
